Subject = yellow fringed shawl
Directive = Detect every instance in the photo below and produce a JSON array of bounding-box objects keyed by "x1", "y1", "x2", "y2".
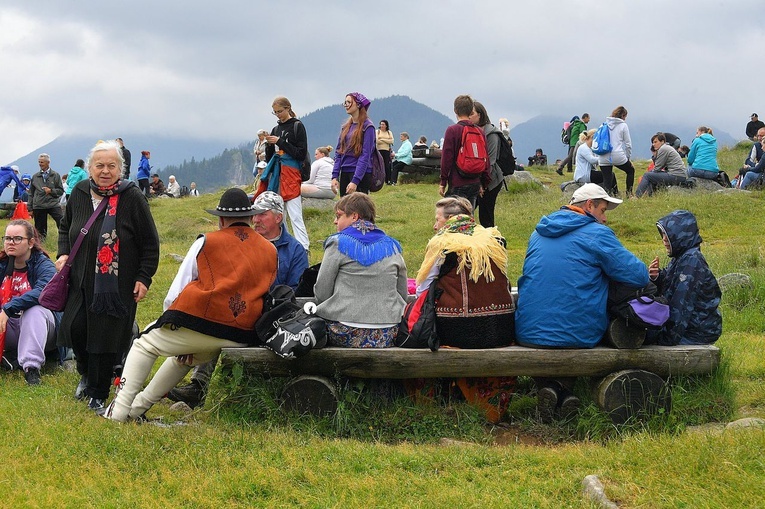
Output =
[{"x1": 415, "y1": 222, "x2": 508, "y2": 286}]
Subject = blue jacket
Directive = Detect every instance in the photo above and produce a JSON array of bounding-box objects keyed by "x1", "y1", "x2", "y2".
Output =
[
  {"x1": 0, "y1": 250, "x2": 61, "y2": 324},
  {"x1": 654, "y1": 210, "x2": 721, "y2": 345},
  {"x1": 273, "y1": 226, "x2": 308, "y2": 290},
  {"x1": 515, "y1": 208, "x2": 649, "y2": 348},
  {"x1": 66, "y1": 166, "x2": 88, "y2": 194},
  {"x1": 687, "y1": 133, "x2": 719, "y2": 172},
  {"x1": 0, "y1": 166, "x2": 28, "y2": 196},
  {"x1": 137, "y1": 155, "x2": 151, "y2": 180}
]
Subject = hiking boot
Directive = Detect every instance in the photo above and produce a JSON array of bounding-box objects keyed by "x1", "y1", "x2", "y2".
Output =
[
  {"x1": 1, "y1": 356, "x2": 13, "y2": 372},
  {"x1": 537, "y1": 385, "x2": 559, "y2": 423},
  {"x1": 167, "y1": 379, "x2": 206, "y2": 409},
  {"x1": 559, "y1": 394, "x2": 581, "y2": 419},
  {"x1": 74, "y1": 376, "x2": 87, "y2": 400},
  {"x1": 24, "y1": 367, "x2": 41, "y2": 386},
  {"x1": 555, "y1": 168, "x2": 563, "y2": 176}
]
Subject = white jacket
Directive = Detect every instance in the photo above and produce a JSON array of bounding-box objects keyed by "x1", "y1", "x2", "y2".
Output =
[{"x1": 597, "y1": 117, "x2": 631, "y2": 166}]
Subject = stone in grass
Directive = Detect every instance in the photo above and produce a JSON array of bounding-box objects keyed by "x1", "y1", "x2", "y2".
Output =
[
  {"x1": 505, "y1": 171, "x2": 543, "y2": 187},
  {"x1": 168, "y1": 253, "x2": 185, "y2": 263},
  {"x1": 717, "y1": 273, "x2": 753, "y2": 292},
  {"x1": 582, "y1": 475, "x2": 618, "y2": 509},
  {"x1": 302, "y1": 197, "x2": 336, "y2": 210},
  {"x1": 169, "y1": 401, "x2": 194, "y2": 413},
  {"x1": 725, "y1": 417, "x2": 765, "y2": 429}
]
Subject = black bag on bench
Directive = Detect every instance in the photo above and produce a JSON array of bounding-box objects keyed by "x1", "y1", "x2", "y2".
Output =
[{"x1": 255, "y1": 285, "x2": 326, "y2": 359}]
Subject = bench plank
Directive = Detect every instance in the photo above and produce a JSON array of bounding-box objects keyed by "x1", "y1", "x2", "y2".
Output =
[{"x1": 220, "y1": 345, "x2": 720, "y2": 379}]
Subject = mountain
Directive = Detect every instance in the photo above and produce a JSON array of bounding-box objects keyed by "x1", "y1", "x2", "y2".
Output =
[
  {"x1": 510, "y1": 115, "x2": 738, "y2": 165},
  {"x1": 8, "y1": 134, "x2": 233, "y2": 183}
]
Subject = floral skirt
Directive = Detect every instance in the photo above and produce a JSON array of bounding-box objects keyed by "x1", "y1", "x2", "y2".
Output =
[{"x1": 325, "y1": 321, "x2": 398, "y2": 348}]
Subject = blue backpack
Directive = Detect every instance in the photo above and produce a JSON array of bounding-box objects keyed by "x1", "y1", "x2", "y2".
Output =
[{"x1": 591, "y1": 122, "x2": 612, "y2": 155}]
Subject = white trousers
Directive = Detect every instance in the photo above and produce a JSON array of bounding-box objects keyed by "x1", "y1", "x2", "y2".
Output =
[{"x1": 285, "y1": 197, "x2": 309, "y2": 251}]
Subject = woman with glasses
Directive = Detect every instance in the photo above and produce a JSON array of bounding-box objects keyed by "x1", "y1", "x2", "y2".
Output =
[
  {"x1": 0, "y1": 220, "x2": 58, "y2": 385},
  {"x1": 331, "y1": 92, "x2": 376, "y2": 196},
  {"x1": 258, "y1": 96, "x2": 309, "y2": 251},
  {"x1": 56, "y1": 140, "x2": 160, "y2": 411}
]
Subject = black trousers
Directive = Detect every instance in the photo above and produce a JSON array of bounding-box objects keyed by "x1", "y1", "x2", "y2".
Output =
[
  {"x1": 33, "y1": 206, "x2": 63, "y2": 239},
  {"x1": 69, "y1": 301, "x2": 119, "y2": 400},
  {"x1": 339, "y1": 171, "x2": 371, "y2": 196},
  {"x1": 475, "y1": 183, "x2": 502, "y2": 227},
  {"x1": 379, "y1": 150, "x2": 391, "y2": 183},
  {"x1": 599, "y1": 161, "x2": 635, "y2": 195},
  {"x1": 138, "y1": 178, "x2": 150, "y2": 197}
]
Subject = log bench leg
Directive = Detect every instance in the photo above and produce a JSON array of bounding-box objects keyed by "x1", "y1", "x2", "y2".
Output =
[
  {"x1": 595, "y1": 369, "x2": 671, "y2": 424},
  {"x1": 281, "y1": 375, "x2": 339, "y2": 417}
]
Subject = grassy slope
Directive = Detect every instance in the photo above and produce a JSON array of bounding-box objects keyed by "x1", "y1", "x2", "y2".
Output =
[{"x1": 1, "y1": 145, "x2": 763, "y2": 507}]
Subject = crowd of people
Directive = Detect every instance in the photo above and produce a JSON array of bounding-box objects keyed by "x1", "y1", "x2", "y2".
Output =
[{"x1": 0, "y1": 93, "x2": 736, "y2": 426}]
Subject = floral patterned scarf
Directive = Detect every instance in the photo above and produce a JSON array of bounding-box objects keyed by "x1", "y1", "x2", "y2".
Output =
[{"x1": 90, "y1": 178, "x2": 134, "y2": 316}]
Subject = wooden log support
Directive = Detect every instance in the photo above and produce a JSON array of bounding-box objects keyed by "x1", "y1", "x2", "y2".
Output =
[
  {"x1": 605, "y1": 318, "x2": 646, "y2": 349},
  {"x1": 595, "y1": 369, "x2": 671, "y2": 424},
  {"x1": 220, "y1": 345, "x2": 720, "y2": 379},
  {"x1": 281, "y1": 375, "x2": 338, "y2": 417}
]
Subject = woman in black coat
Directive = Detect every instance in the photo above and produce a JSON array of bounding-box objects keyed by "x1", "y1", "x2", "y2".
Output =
[{"x1": 56, "y1": 140, "x2": 160, "y2": 411}]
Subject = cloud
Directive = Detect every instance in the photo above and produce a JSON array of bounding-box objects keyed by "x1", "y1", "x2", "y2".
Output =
[{"x1": 0, "y1": 0, "x2": 761, "y2": 164}]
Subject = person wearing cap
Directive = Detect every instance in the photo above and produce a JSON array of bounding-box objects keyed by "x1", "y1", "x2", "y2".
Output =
[
  {"x1": 746, "y1": 113, "x2": 764, "y2": 141},
  {"x1": 258, "y1": 96, "x2": 310, "y2": 251},
  {"x1": 29, "y1": 153, "x2": 65, "y2": 240},
  {"x1": 1, "y1": 165, "x2": 29, "y2": 202},
  {"x1": 104, "y1": 188, "x2": 278, "y2": 422},
  {"x1": 149, "y1": 173, "x2": 165, "y2": 197},
  {"x1": 515, "y1": 183, "x2": 648, "y2": 419},
  {"x1": 167, "y1": 191, "x2": 307, "y2": 408},
  {"x1": 18, "y1": 173, "x2": 32, "y2": 203},
  {"x1": 332, "y1": 92, "x2": 377, "y2": 196}
]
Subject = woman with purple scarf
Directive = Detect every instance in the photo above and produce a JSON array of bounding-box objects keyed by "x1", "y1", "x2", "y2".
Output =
[
  {"x1": 56, "y1": 140, "x2": 159, "y2": 411},
  {"x1": 331, "y1": 92, "x2": 377, "y2": 196},
  {"x1": 313, "y1": 193, "x2": 408, "y2": 347}
]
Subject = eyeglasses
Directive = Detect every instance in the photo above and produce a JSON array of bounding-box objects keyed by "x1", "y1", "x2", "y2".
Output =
[
  {"x1": 2, "y1": 236, "x2": 29, "y2": 244},
  {"x1": 272, "y1": 108, "x2": 286, "y2": 116},
  {"x1": 343, "y1": 101, "x2": 353, "y2": 107}
]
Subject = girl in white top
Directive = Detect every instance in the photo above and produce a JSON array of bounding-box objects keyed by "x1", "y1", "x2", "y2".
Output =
[{"x1": 301, "y1": 146, "x2": 336, "y2": 199}]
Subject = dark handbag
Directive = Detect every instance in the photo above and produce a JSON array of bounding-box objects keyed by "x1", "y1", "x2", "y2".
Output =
[
  {"x1": 395, "y1": 284, "x2": 441, "y2": 351},
  {"x1": 255, "y1": 285, "x2": 326, "y2": 358},
  {"x1": 294, "y1": 263, "x2": 320, "y2": 298},
  {"x1": 38, "y1": 199, "x2": 109, "y2": 312}
]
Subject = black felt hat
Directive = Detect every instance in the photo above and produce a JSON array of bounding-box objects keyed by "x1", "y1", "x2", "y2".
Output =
[{"x1": 206, "y1": 188, "x2": 256, "y2": 217}]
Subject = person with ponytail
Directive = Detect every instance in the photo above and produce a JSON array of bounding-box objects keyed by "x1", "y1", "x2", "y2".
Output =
[
  {"x1": 0, "y1": 220, "x2": 58, "y2": 385},
  {"x1": 56, "y1": 140, "x2": 160, "y2": 411}
]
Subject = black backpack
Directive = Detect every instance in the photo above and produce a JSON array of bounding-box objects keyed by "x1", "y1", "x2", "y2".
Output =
[
  {"x1": 491, "y1": 131, "x2": 516, "y2": 176},
  {"x1": 561, "y1": 123, "x2": 573, "y2": 145}
]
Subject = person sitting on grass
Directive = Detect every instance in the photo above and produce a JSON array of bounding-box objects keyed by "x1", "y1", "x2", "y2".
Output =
[
  {"x1": 647, "y1": 210, "x2": 721, "y2": 346},
  {"x1": 635, "y1": 133, "x2": 687, "y2": 197},
  {"x1": 527, "y1": 148, "x2": 547, "y2": 167},
  {"x1": 0, "y1": 220, "x2": 59, "y2": 385}
]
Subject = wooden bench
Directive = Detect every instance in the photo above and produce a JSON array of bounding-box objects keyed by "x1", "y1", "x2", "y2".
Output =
[{"x1": 220, "y1": 343, "x2": 720, "y2": 424}]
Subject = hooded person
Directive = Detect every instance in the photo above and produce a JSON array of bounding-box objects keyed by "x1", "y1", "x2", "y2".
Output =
[
  {"x1": 104, "y1": 188, "x2": 278, "y2": 422},
  {"x1": 647, "y1": 210, "x2": 722, "y2": 345}
]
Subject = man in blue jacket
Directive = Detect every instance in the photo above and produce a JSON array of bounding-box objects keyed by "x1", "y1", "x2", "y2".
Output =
[
  {"x1": 167, "y1": 191, "x2": 309, "y2": 408},
  {"x1": 515, "y1": 183, "x2": 649, "y2": 419}
]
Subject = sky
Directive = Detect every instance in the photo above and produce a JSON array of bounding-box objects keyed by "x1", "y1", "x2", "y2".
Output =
[{"x1": 0, "y1": 0, "x2": 761, "y2": 165}]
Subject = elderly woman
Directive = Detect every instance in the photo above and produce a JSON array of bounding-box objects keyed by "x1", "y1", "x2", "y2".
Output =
[
  {"x1": 0, "y1": 220, "x2": 58, "y2": 385},
  {"x1": 416, "y1": 196, "x2": 514, "y2": 348},
  {"x1": 314, "y1": 193, "x2": 408, "y2": 348},
  {"x1": 56, "y1": 140, "x2": 160, "y2": 411},
  {"x1": 413, "y1": 197, "x2": 515, "y2": 422},
  {"x1": 165, "y1": 175, "x2": 181, "y2": 198}
]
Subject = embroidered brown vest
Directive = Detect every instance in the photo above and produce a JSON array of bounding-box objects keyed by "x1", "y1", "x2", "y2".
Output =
[
  {"x1": 435, "y1": 259, "x2": 514, "y2": 318},
  {"x1": 159, "y1": 225, "x2": 277, "y2": 343}
]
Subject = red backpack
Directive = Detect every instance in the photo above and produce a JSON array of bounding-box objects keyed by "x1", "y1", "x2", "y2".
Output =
[{"x1": 456, "y1": 123, "x2": 488, "y2": 177}]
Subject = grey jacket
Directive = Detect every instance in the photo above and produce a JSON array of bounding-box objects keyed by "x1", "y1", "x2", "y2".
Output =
[
  {"x1": 29, "y1": 169, "x2": 65, "y2": 210},
  {"x1": 314, "y1": 236, "x2": 408, "y2": 325},
  {"x1": 653, "y1": 144, "x2": 686, "y2": 177}
]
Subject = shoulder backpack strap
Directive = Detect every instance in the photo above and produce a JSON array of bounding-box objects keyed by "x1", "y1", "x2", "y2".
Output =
[{"x1": 66, "y1": 197, "x2": 109, "y2": 267}]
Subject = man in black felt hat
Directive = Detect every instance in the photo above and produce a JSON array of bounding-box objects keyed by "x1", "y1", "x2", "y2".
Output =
[{"x1": 104, "y1": 188, "x2": 278, "y2": 422}]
